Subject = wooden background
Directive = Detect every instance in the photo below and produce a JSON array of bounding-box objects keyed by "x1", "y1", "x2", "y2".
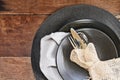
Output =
[{"x1": 0, "y1": 0, "x2": 120, "y2": 80}]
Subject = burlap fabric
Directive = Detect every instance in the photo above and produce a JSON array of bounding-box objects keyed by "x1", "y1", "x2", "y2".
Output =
[{"x1": 70, "y1": 43, "x2": 120, "y2": 80}]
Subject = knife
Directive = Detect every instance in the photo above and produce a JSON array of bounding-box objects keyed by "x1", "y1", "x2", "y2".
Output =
[{"x1": 70, "y1": 28, "x2": 87, "y2": 49}]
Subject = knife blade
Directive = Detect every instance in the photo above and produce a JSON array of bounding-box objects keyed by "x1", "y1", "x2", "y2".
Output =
[{"x1": 70, "y1": 28, "x2": 87, "y2": 49}]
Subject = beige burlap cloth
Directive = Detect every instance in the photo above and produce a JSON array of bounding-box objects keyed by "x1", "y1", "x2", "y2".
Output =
[{"x1": 70, "y1": 43, "x2": 120, "y2": 80}]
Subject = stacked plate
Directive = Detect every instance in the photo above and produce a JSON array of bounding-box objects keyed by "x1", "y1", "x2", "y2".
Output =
[{"x1": 31, "y1": 4, "x2": 120, "y2": 80}]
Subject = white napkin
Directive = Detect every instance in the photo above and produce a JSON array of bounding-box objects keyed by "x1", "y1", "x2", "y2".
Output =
[{"x1": 40, "y1": 32, "x2": 68, "y2": 80}]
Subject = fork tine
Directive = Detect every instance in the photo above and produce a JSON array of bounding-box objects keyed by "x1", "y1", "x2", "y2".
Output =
[
  {"x1": 69, "y1": 36, "x2": 78, "y2": 48},
  {"x1": 68, "y1": 37, "x2": 76, "y2": 49},
  {"x1": 68, "y1": 36, "x2": 77, "y2": 49}
]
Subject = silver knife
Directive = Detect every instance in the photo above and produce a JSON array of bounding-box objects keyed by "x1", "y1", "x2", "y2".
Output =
[{"x1": 70, "y1": 28, "x2": 87, "y2": 49}]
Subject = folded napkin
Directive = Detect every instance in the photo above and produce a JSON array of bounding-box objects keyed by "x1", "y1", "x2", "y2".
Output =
[
  {"x1": 70, "y1": 43, "x2": 120, "y2": 80},
  {"x1": 40, "y1": 32, "x2": 68, "y2": 80}
]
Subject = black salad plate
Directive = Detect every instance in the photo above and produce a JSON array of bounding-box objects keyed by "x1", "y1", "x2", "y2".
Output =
[
  {"x1": 56, "y1": 28, "x2": 118, "y2": 80},
  {"x1": 31, "y1": 4, "x2": 120, "y2": 80}
]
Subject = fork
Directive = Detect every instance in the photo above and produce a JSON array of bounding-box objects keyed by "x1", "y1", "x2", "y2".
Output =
[
  {"x1": 68, "y1": 33, "x2": 88, "y2": 49},
  {"x1": 68, "y1": 35, "x2": 79, "y2": 49}
]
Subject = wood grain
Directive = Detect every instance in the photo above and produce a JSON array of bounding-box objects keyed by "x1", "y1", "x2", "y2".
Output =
[
  {"x1": 0, "y1": 57, "x2": 35, "y2": 80},
  {"x1": 0, "y1": 0, "x2": 120, "y2": 15},
  {"x1": 0, "y1": 15, "x2": 48, "y2": 57}
]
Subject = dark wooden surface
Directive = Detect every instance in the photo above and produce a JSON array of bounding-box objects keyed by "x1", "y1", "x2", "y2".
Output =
[
  {"x1": 0, "y1": 0, "x2": 120, "y2": 15},
  {"x1": 0, "y1": 0, "x2": 120, "y2": 80},
  {"x1": 0, "y1": 15, "x2": 48, "y2": 56},
  {"x1": 0, "y1": 57, "x2": 35, "y2": 80}
]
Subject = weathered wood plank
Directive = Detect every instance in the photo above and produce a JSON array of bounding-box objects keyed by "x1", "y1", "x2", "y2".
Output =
[
  {"x1": 0, "y1": 57, "x2": 35, "y2": 80},
  {"x1": 0, "y1": 0, "x2": 120, "y2": 14},
  {"x1": 0, "y1": 15, "x2": 48, "y2": 57}
]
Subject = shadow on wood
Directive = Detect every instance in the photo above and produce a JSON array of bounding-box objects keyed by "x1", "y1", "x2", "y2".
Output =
[{"x1": 0, "y1": 0, "x2": 10, "y2": 11}]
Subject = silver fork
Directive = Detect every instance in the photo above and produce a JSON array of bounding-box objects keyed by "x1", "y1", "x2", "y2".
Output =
[
  {"x1": 68, "y1": 35, "x2": 79, "y2": 49},
  {"x1": 68, "y1": 32, "x2": 88, "y2": 49}
]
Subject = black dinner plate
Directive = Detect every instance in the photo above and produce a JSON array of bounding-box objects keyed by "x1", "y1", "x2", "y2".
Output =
[
  {"x1": 31, "y1": 4, "x2": 120, "y2": 80},
  {"x1": 56, "y1": 28, "x2": 118, "y2": 80}
]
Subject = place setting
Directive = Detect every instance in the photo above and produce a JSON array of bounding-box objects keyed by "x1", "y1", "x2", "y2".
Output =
[{"x1": 31, "y1": 4, "x2": 120, "y2": 80}]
